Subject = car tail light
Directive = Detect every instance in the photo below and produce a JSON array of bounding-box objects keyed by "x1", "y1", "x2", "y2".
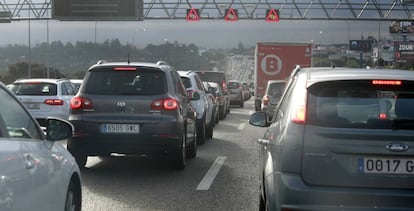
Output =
[
  {"x1": 70, "y1": 96, "x2": 93, "y2": 110},
  {"x1": 222, "y1": 80, "x2": 227, "y2": 90},
  {"x1": 379, "y1": 113, "x2": 388, "y2": 119},
  {"x1": 262, "y1": 95, "x2": 270, "y2": 105},
  {"x1": 44, "y1": 99, "x2": 64, "y2": 106},
  {"x1": 151, "y1": 98, "x2": 178, "y2": 111},
  {"x1": 291, "y1": 76, "x2": 307, "y2": 124}
]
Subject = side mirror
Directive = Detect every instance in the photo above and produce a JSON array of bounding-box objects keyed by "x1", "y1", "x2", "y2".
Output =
[
  {"x1": 187, "y1": 90, "x2": 201, "y2": 101},
  {"x1": 249, "y1": 112, "x2": 270, "y2": 127},
  {"x1": 45, "y1": 118, "x2": 73, "y2": 141}
]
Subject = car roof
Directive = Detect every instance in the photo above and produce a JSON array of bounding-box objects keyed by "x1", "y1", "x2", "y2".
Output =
[
  {"x1": 298, "y1": 67, "x2": 414, "y2": 87},
  {"x1": 177, "y1": 70, "x2": 195, "y2": 77},
  {"x1": 88, "y1": 61, "x2": 170, "y2": 71},
  {"x1": 14, "y1": 78, "x2": 69, "y2": 83}
]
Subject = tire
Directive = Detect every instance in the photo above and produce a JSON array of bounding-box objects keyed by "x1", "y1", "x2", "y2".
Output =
[
  {"x1": 206, "y1": 118, "x2": 214, "y2": 139},
  {"x1": 197, "y1": 119, "x2": 206, "y2": 145},
  {"x1": 65, "y1": 180, "x2": 81, "y2": 211},
  {"x1": 67, "y1": 141, "x2": 87, "y2": 168},
  {"x1": 258, "y1": 193, "x2": 266, "y2": 211},
  {"x1": 171, "y1": 130, "x2": 186, "y2": 170},
  {"x1": 219, "y1": 107, "x2": 225, "y2": 120},
  {"x1": 186, "y1": 127, "x2": 197, "y2": 158}
]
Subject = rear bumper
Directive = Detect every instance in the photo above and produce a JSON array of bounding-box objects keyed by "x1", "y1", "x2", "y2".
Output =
[
  {"x1": 69, "y1": 120, "x2": 182, "y2": 156},
  {"x1": 268, "y1": 172, "x2": 414, "y2": 210}
]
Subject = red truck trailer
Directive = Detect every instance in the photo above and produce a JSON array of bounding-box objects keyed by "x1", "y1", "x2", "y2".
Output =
[{"x1": 254, "y1": 42, "x2": 312, "y2": 111}]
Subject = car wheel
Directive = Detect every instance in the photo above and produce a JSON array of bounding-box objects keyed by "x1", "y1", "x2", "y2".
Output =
[
  {"x1": 197, "y1": 119, "x2": 206, "y2": 145},
  {"x1": 219, "y1": 107, "x2": 225, "y2": 120},
  {"x1": 67, "y1": 141, "x2": 87, "y2": 168},
  {"x1": 65, "y1": 180, "x2": 81, "y2": 211},
  {"x1": 171, "y1": 130, "x2": 186, "y2": 170},
  {"x1": 186, "y1": 126, "x2": 197, "y2": 158},
  {"x1": 206, "y1": 118, "x2": 214, "y2": 139}
]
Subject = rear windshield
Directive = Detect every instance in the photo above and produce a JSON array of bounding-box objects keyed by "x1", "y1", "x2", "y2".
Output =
[
  {"x1": 228, "y1": 82, "x2": 240, "y2": 89},
  {"x1": 307, "y1": 80, "x2": 414, "y2": 129},
  {"x1": 84, "y1": 67, "x2": 166, "y2": 95},
  {"x1": 10, "y1": 82, "x2": 57, "y2": 96},
  {"x1": 267, "y1": 82, "x2": 286, "y2": 96}
]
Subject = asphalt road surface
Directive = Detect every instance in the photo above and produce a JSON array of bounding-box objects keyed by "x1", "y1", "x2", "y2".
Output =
[{"x1": 79, "y1": 99, "x2": 266, "y2": 211}]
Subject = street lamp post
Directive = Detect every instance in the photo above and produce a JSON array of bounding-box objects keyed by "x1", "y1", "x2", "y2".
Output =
[{"x1": 28, "y1": 10, "x2": 32, "y2": 78}]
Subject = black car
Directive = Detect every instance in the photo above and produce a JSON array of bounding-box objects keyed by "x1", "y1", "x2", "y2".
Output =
[{"x1": 68, "y1": 61, "x2": 197, "y2": 170}]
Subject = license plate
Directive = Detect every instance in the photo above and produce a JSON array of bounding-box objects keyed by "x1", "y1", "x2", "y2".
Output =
[
  {"x1": 359, "y1": 157, "x2": 414, "y2": 175},
  {"x1": 102, "y1": 124, "x2": 140, "y2": 134},
  {"x1": 24, "y1": 103, "x2": 40, "y2": 109}
]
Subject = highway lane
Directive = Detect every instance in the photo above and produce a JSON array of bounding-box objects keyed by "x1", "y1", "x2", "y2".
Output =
[{"x1": 78, "y1": 99, "x2": 266, "y2": 211}]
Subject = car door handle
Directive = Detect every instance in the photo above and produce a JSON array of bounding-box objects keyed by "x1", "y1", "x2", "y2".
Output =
[{"x1": 23, "y1": 153, "x2": 36, "y2": 170}]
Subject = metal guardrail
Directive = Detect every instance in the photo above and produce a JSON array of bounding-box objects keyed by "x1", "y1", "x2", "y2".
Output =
[{"x1": 0, "y1": 0, "x2": 413, "y2": 21}]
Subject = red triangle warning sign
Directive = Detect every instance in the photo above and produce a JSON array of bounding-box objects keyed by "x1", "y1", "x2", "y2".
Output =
[
  {"x1": 225, "y1": 8, "x2": 238, "y2": 21},
  {"x1": 186, "y1": 8, "x2": 200, "y2": 21},
  {"x1": 266, "y1": 9, "x2": 280, "y2": 22}
]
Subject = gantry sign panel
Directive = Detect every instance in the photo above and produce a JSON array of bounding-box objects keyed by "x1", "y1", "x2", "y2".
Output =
[
  {"x1": 52, "y1": 0, "x2": 144, "y2": 20},
  {"x1": 0, "y1": 0, "x2": 413, "y2": 21}
]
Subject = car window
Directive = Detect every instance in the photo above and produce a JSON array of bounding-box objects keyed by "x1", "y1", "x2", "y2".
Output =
[
  {"x1": 10, "y1": 82, "x2": 57, "y2": 96},
  {"x1": 194, "y1": 75, "x2": 204, "y2": 91},
  {"x1": 84, "y1": 68, "x2": 166, "y2": 95},
  {"x1": 181, "y1": 77, "x2": 192, "y2": 89},
  {"x1": 227, "y1": 82, "x2": 239, "y2": 89},
  {"x1": 267, "y1": 82, "x2": 286, "y2": 96},
  {"x1": 307, "y1": 80, "x2": 414, "y2": 129},
  {"x1": 0, "y1": 87, "x2": 42, "y2": 139},
  {"x1": 63, "y1": 82, "x2": 76, "y2": 95}
]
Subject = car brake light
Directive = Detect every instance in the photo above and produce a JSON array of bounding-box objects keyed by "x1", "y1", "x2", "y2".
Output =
[
  {"x1": 372, "y1": 80, "x2": 402, "y2": 85},
  {"x1": 151, "y1": 98, "x2": 178, "y2": 111},
  {"x1": 70, "y1": 96, "x2": 93, "y2": 110},
  {"x1": 44, "y1": 99, "x2": 64, "y2": 106},
  {"x1": 114, "y1": 67, "x2": 137, "y2": 71},
  {"x1": 379, "y1": 113, "x2": 388, "y2": 119},
  {"x1": 292, "y1": 106, "x2": 306, "y2": 124},
  {"x1": 262, "y1": 95, "x2": 270, "y2": 105},
  {"x1": 163, "y1": 99, "x2": 178, "y2": 110},
  {"x1": 290, "y1": 75, "x2": 307, "y2": 124}
]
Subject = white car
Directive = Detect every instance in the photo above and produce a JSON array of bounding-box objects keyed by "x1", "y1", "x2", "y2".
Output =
[
  {"x1": 0, "y1": 81, "x2": 82, "y2": 211},
  {"x1": 8, "y1": 78, "x2": 77, "y2": 126},
  {"x1": 178, "y1": 70, "x2": 214, "y2": 144}
]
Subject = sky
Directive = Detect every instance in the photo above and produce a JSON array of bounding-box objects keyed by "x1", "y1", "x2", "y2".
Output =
[{"x1": 0, "y1": 19, "x2": 392, "y2": 49}]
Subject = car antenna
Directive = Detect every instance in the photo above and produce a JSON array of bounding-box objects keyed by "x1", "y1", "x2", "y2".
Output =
[{"x1": 127, "y1": 43, "x2": 131, "y2": 64}]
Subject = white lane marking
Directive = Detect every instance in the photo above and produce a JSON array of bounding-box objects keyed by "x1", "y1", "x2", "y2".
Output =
[
  {"x1": 197, "y1": 156, "x2": 227, "y2": 190},
  {"x1": 248, "y1": 110, "x2": 255, "y2": 115},
  {"x1": 238, "y1": 122, "x2": 246, "y2": 130}
]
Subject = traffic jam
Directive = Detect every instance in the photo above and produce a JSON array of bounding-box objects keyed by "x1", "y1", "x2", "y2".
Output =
[{"x1": 1, "y1": 1, "x2": 414, "y2": 211}]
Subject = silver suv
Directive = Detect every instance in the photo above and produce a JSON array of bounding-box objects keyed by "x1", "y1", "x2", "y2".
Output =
[
  {"x1": 68, "y1": 61, "x2": 197, "y2": 170},
  {"x1": 9, "y1": 78, "x2": 77, "y2": 126},
  {"x1": 250, "y1": 67, "x2": 414, "y2": 210},
  {"x1": 178, "y1": 70, "x2": 214, "y2": 144}
]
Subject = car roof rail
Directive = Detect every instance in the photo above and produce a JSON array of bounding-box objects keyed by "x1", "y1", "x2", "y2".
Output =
[
  {"x1": 96, "y1": 60, "x2": 107, "y2": 65},
  {"x1": 156, "y1": 61, "x2": 169, "y2": 66}
]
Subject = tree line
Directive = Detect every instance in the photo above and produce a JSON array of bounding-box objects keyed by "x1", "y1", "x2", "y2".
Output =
[{"x1": 0, "y1": 39, "x2": 229, "y2": 84}]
